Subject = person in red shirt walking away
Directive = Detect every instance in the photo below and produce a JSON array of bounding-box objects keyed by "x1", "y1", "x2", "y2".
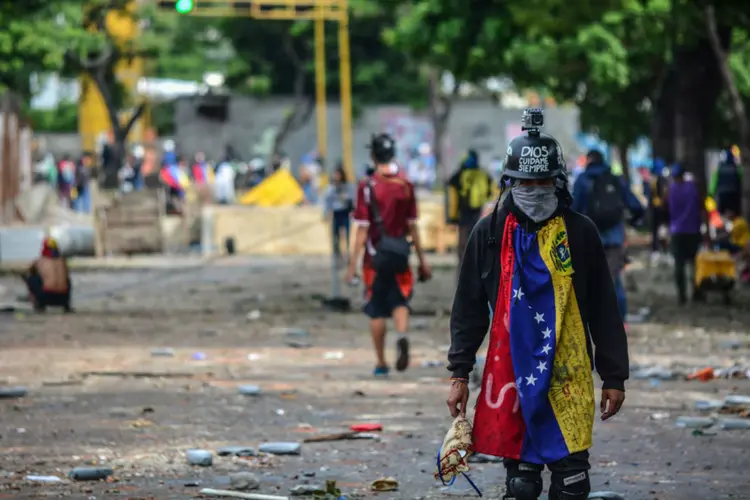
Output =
[{"x1": 347, "y1": 134, "x2": 431, "y2": 377}]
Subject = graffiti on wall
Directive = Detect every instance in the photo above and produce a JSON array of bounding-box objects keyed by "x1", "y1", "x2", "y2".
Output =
[{"x1": 379, "y1": 109, "x2": 434, "y2": 166}]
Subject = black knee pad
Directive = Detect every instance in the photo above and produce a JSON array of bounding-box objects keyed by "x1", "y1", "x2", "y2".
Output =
[
  {"x1": 504, "y1": 462, "x2": 543, "y2": 500},
  {"x1": 548, "y1": 469, "x2": 591, "y2": 500}
]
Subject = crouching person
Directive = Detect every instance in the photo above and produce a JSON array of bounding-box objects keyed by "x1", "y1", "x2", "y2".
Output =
[{"x1": 22, "y1": 237, "x2": 72, "y2": 313}]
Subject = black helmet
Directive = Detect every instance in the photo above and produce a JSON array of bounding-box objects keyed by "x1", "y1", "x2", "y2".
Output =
[
  {"x1": 368, "y1": 133, "x2": 396, "y2": 163},
  {"x1": 502, "y1": 132, "x2": 565, "y2": 180}
]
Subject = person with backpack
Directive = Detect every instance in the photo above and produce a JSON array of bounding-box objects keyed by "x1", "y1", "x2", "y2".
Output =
[
  {"x1": 571, "y1": 150, "x2": 644, "y2": 321},
  {"x1": 710, "y1": 147, "x2": 743, "y2": 215},
  {"x1": 446, "y1": 149, "x2": 494, "y2": 268},
  {"x1": 446, "y1": 110, "x2": 629, "y2": 500},
  {"x1": 347, "y1": 133, "x2": 431, "y2": 377}
]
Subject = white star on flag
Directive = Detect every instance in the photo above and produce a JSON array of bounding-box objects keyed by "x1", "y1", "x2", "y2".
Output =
[
  {"x1": 537, "y1": 360, "x2": 547, "y2": 373},
  {"x1": 541, "y1": 344, "x2": 551, "y2": 354},
  {"x1": 542, "y1": 327, "x2": 552, "y2": 339},
  {"x1": 513, "y1": 288, "x2": 525, "y2": 300},
  {"x1": 534, "y1": 312, "x2": 545, "y2": 324},
  {"x1": 525, "y1": 373, "x2": 537, "y2": 386}
]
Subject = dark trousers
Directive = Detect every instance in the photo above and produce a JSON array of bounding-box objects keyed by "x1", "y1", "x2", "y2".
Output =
[
  {"x1": 332, "y1": 211, "x2": 351, "y2": 258},
  {"x1": 23, "y1": 274, "x2": 71, "y2": 311},
  {"x1": 671, "y1": 233, "x2": 701, "y2": 303},
  {"x1": 504, "y1": 451, "x2": 591, "y2": 499}
]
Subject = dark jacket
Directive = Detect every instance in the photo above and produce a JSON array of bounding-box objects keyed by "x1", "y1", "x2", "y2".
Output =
[{"x1": 447, "y1": 193, "x2": 630, "y2": 391}]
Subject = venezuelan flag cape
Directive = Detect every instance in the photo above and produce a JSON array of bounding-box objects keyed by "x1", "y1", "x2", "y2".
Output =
[{"x1": 473, "y1": 214, "x2": 595, "y2": 464}]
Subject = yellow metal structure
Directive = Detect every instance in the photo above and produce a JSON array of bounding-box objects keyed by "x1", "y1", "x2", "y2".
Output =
[
  {"x1": 239, "y1": 168, "x2": 305, "y2": 206},
  {"x1": 173, "y1": 0, "x2": 353, "y2": 180},
  {"x1": 79, "y1": 1, "x2": 146, "y2": 153},
  {"x1": 314, "y1": 14, "x2": 327, "y2": 161}
]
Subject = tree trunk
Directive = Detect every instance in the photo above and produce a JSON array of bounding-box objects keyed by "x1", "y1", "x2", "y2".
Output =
[
  {"x1": 87, "y1": 65, "x2": 145, "y2": 189},
  {"x1": 706, "y1": 6, "x2": 750, "y2": 220},
  {"x1": 428, "y1": 71, "x2": 458, "y2": 182},
  {"x1": 673, "y1": 29, "x2": 729, "y2": 198},
  {"x1": 650, "y1": 67, "x2": 677, "y2": 163},
  {"x1": 616, "y1": 144, "x2": 631, "y2": 185}
]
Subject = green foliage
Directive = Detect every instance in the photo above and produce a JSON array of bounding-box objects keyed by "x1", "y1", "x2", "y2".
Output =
[{"x1": 26, "y1": 101, "x2": 78, "y2": 132}]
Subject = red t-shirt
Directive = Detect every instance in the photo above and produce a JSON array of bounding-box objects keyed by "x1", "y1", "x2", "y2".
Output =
[{"x1": 353, "y1": 172, "x2": 418, "y2": 266}]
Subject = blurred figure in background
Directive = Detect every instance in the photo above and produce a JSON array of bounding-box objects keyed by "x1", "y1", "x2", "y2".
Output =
[
  {"x1": 299, "y1": 164, "x2": 318, "y2": 205},
  {"x1": 323, "y1": 163, "x2": 356, "y2": 264},
  {"x1": 57, "y1": 154, "x2": 76, "y2": 208},
  {"x1": 446, "y1": 149, "x2": 494, "y2": 269},
  {"x1": 118, "y1": 153, "x2": 139, "y2": 193},
  {"x1": 22, "y1": 237, "x2": 72, "y2": 313},
  {"x1": 214, "y1": 156, "x2": 236, "y2": 205},
  {"x1": 648, "y1": 158, "x2": 671, "y2": 265},
  {"x1": 191, "y1": 152, "x2": 215, "y2": 203},
  {"x1": 710, "y1": 147, "x2": 742, "y2": 216},
  {"x1": 72, "y1": 152, "x2": 92, "y2": 213},
  {"x1": 667, "y1": 164, "x2": 703, "y2": 305},
  {"x1": 572, "y1": 149, "x2": 644, "y2": 323}
]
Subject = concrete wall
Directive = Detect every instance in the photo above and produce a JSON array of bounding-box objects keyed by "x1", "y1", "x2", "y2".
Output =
[
  {"x1": 37, "y1": 98, "x2": 582, "y2": 177},
  {"x1": 173, "y1": 96, "x2": 581, "y2": 176}
]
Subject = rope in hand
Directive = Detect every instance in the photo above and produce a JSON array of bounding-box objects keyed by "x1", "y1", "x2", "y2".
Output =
[{"x1": 436, "y1": 447, "x2": 483, "y2": 497}]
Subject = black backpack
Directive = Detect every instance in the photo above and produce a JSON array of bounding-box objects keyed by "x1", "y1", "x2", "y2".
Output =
[
  {"x1": 587, "y1": 172, "x2": 625, "y2": 231},
  {"x1": 367, "y1": 181, "x2": 411, "y2": 275}
]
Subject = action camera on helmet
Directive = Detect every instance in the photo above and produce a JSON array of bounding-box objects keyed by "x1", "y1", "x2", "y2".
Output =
[{"x1": 521, "y1": 108, "x2": 544, "y2": 135}]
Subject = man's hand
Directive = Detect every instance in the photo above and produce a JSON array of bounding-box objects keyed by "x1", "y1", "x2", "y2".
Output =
[
  {"x1": 600, "y1": 389, "x2": 625, "y2": 421},
  {"x1": 418, "y1": 261, "x2": 432, "y2": 282},
  {"x1": 345, "y1": 263, "x2": 357, "y2": 284},
  {"x1": 447, "y1": 380, "x2": 470, "y2": 418}
]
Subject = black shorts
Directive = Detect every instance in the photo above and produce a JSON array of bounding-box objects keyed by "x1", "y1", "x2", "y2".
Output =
[{"x1": 362, "y1": 267, "x2": 413, "y2": 319}]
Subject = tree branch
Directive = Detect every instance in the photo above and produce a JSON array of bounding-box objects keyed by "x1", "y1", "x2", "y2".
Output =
[
  {"x1": 122, "y1": 102, "x2": 147, "y2": 138},
  {"x1": 705, "y1": 4, "x2": 748, "y2": 141}
]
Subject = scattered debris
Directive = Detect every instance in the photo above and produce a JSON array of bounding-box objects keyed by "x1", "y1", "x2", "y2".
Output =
[
  {"x1": 371, "y1": 477, "x2": 398, "y2": 492},
  {"x1": 247, "y1": 353, "x2": 263, "y2": 361},
  {"x1": 687, "y1": 367, "x2": 715, "y2": 382},
  {"x1": 218, "y1": 446, "x2": 257, "y2": 457},
  {"x1": 650, "y1": 412, "x2": 670, "y2": 421},
  {"x1": 258, "y1": 442, "x2": 301, "y2": 455},
  {"x1": 286, "y1": 340, "x2": 312, "y2": 349},
  {"x1": 199, "y1": 488, "x2": 289, "y2": 499},
  {"x1": 192, "y1": 352, "x2": 208, "y2": 361},
  {"x1": 186, "y1": 449, "x2": 213, "y2": 466},
  {"x1": 80, "y1": 371, "x2": 193, "y2": 379},
  {"x1": 303, "y1": 431, "x2": 379, "y2": 443},
  {"x1": 675, "y1": 416, "x2": 714, "y2": 429},
  {"x1": 289, "y1": 483, "x2": 324, "y2": 496},
  {"x1": 718, "y1": 418, "x2": 750, "y2": 430},
  {"x1": 695, "y1": 400, "x2": 724, "y2": 411},
  {"x1": 238, "y1": 385, "x2": 262, "y2": 396},
  {"x1": 0, "y1": 387, "x2": 28, "y2": 399},
  {"x1": 350, "y1": 423, "x2": 382, "y2": 432},
  {"x1": 150, "y1": 347, "x2": 175, "y2": 357},
  {"x1": 229, "y1": 471, "x2": 261, "y2": 491},
  {"x1": 26, "y1": 475, "x2": 64, "y2": 483},
  {"x1": 247, "y1": 310, "x2": 262, "y2": 321},
  {"x1": 323, "y1": 352, "x2": 344, "y2": 360},
  {"x1": 420, "y1": 360, "x2": 443, "y2": 368},
  {"x1": 274, "y1": 327, "x2": 310, "y2": 338},
  {"x1": 68, "y1": 467, "x2": 113, "y2": 481}
]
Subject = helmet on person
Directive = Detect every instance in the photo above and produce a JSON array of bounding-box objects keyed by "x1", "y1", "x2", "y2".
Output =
[
  {"x1": 502, "y1": 132, "x2": 565, "y2": 180},
  {"x1": 368, "y1": 133, "x2": 396, "y2": 164}
]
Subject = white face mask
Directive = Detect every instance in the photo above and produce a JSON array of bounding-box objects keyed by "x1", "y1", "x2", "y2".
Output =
[{"x1": 511, "y1": 184, "x2": 558, "y2": 222}]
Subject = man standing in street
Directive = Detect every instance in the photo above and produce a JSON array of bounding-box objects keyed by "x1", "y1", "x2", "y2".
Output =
[
  {"x1": 446, "y1": 110, "x2": 629, "y2": 500},
  {"x1": 572, "y1": 150, "x2": 644, "y2": 323},
  {"x1": 347, "y1": 133, "x2": 431, "y2": 377},
  {"x1": 446, "y1": 149, "x2": 494, "y2": 269}
]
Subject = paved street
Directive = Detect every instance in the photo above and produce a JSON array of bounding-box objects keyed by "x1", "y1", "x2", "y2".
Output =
[{"x1": 0, "y1": 255, "x2": 748, "y2": 499}]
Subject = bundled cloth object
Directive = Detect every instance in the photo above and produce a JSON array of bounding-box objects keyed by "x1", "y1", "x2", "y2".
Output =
[{"x1": 435, "y1": 416, "x2": 474, "y2": 481}]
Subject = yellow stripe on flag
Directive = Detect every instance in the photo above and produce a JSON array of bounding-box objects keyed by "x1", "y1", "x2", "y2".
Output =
[{"x1": 537, "y1": 217, "x2": 595, "y2": 454}]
